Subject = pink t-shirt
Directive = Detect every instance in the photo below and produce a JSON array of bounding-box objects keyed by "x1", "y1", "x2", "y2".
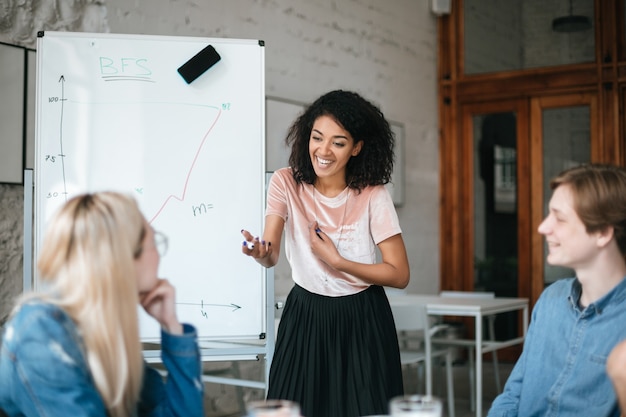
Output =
[{"x1": 266, "y1": 167, "x2": 402, "y2": 297}]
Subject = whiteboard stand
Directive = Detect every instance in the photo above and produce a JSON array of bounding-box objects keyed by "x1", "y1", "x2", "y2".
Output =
[
  {"x1": 199, "y1": 266, "x2": 274, "y2": 392},
  {"x1": 23, "y1": 169, "x2": 33, "y2": 293}
]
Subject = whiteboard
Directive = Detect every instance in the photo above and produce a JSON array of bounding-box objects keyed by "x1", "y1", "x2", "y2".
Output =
[{"x1": 34, "y1": 31, "x2": 266, "y2": 341}]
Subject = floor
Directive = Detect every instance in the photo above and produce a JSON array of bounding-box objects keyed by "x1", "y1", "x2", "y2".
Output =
[
  {"x1": 202, "y1": 358, "x2": 516, "y2": 417},
  {"x1": 403, "y1": 359, "x2": 515, "y2": 417}
]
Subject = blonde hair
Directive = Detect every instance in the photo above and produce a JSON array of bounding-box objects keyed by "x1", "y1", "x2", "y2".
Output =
[{"x1": 33, "y1": 192, "x2": 145, "y2": 417}]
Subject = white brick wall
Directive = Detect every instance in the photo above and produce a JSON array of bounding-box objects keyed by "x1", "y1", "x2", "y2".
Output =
[{"x1": 0, "y1": 0, "x2": 441, "y2": 322}]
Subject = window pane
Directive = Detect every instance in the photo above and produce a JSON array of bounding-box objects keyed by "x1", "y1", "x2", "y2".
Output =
[
  {"x1": 464, "y1": 0, "x2": 595, "y2": 75},
  {"x1": 542, "y1": 106, "x2": 590, "y2": 285},
  {"x1": 474, "y1": 112, "x2": 518, "y2": 340}
]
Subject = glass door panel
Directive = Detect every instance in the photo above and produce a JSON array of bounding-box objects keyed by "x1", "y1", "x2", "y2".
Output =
[
  {"x1": 541, "y1": 106, "x2": 590, "y2": 286},
  {"x1": 474, "y1": 113, "x2": 518, "y2": 295},
  {"x1": 473, "y1": 112, "x2": 519, "y2": 341},
  {"x1": 530, "y1": 94, "x2": 596, "y2": 301}
]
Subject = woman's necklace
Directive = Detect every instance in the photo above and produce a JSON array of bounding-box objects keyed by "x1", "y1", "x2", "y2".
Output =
[{"x1": 313, "y1": 186, "x2": 350, "y2": 282}]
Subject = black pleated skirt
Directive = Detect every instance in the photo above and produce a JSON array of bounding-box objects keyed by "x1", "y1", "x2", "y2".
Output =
[{"x1": 267, "y1": 284, "x2": 404, "y2": 417}]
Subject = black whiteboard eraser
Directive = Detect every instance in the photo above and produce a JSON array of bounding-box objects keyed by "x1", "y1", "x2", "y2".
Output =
[{"x1": 177, "y1": 45, "x2": 221, "y2": 84}]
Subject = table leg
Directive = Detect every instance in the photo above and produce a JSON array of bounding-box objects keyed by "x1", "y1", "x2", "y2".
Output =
[
  {"x1": 476, "y1": 314, "x2": 483, "y2": 417},
  {"x1": 523, "y1": 305, "x2": 529, "y2": 336}
]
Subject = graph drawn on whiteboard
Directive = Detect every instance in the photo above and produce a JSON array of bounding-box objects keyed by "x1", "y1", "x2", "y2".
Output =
[{"x1": 35, "y1": 32, "x2": 266, "y2": 341}]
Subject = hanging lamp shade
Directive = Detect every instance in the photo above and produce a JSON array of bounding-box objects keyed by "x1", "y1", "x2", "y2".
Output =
[
  {"x1": 552, "y1": 0, "x2": 591, "y2": 32},
  {"x1": 552, "y1": 15, "x2": 591, "y2": 32}
]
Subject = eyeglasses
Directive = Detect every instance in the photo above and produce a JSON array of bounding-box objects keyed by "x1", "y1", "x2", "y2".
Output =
[{"x1": 154, "y1": 231, "x2": 169, "y2": 257}]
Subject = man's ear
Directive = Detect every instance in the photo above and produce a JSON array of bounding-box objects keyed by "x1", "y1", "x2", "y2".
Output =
[{"x1": 596, "y1": 225, "x2": 615, "y2": 249}]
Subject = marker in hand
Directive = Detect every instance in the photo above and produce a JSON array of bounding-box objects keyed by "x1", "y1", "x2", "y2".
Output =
[{"x1": 315, "y1": 227, "x2": 324, "y2": 241}]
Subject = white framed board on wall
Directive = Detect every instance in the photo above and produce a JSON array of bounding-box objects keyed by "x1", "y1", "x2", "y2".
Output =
[
  {"x1": 0, "y1": 42, "x2": 26, "y2": 184},
  {"x1": 34, "y1": 31, "x2": 266, "y2": 342}
]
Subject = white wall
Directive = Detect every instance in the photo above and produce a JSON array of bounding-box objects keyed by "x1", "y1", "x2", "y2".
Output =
[{"x1": 0, "y1": 0, "x2": 440, "y2": 323}]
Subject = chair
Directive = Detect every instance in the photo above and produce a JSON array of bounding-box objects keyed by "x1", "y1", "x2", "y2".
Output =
[
  {"x1": 391, "y1": 303, "x2": 456, "y2": 417},
  {"x1": 436, "y1": 291, "x2": 501, "y2": 412}
]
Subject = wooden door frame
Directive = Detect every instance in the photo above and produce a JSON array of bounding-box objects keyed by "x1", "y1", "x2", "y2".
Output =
[
  {"x1": 436, "y1": 0, "x2": 626, "y2": 364},
  {"x1": 449, "y1": 93, "x2": 601, "y2": 305},
  {"x1": 457, "y1": 100, "x2": 531, "y2": 296},
  {"x1": 447, "y1": 100, "x2": 530, "y2": 361},
  {"x1": 437, "y1": 0, "x2": 621, "y2": 310}
]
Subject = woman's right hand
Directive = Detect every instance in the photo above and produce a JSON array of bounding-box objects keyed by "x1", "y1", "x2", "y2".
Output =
[
  {"x1": 140, "y1": 278, "x2": 183, "y2": 335},
  {"x1": 241, "y1": 229, "x2": 273, "y2": 265}
]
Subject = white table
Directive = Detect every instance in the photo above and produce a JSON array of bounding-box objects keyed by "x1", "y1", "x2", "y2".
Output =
[{"x1": 388, "y1": 294, "x2": 529, "y2": 417}]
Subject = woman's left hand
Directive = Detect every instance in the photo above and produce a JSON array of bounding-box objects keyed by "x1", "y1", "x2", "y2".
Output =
[
  {"x1": 140, "y1": 278, "x2": 183, "y2": 335},
  {"x1": 309, "y1": 222, "x2": 342, "y2": 268}
]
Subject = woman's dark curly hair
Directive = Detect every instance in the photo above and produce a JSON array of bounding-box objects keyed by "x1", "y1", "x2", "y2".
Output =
[{"x1": 286, "y1": 90, "x2": 395, "y2": 190}]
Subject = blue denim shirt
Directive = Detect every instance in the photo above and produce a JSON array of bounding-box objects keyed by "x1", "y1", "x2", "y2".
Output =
[
  {"x1": 487, "y1": 277, "x2": 626, "y2": 417},
  {"x1": 0, "y1": 301, "x2": 204, "y2": 417}
]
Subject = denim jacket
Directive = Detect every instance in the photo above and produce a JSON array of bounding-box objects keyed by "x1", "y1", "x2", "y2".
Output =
[
  {"x1": 487, "y1": 277, "x2": 626, "y2": 417},
  {"x1": 0, "y1": 301, "x2": 204, "y2": 417}
]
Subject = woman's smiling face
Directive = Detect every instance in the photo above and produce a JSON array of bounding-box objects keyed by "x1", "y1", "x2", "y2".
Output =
[{"x1": 308, "y1": 115, "x2": 362, "y2": 185}]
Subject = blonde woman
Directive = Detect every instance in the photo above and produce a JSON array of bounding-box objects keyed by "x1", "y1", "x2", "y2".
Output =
[{"x1": 0, "y1": 192, "x2": 203, "y2": 417}]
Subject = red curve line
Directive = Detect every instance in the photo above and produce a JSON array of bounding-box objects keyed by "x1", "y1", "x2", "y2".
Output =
[{"x1": 148, "y1": 108, "x2": 222, "y2": 223}]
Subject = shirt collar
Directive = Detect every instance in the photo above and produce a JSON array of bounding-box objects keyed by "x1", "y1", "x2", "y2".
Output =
[{"x1": 568, "y1": 276, "x2": 626, "y2": 315}]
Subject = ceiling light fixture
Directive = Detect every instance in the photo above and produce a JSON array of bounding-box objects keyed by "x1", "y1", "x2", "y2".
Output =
[{"x1": 552, "y1": 0, "x2": 591, "y2": 32}]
